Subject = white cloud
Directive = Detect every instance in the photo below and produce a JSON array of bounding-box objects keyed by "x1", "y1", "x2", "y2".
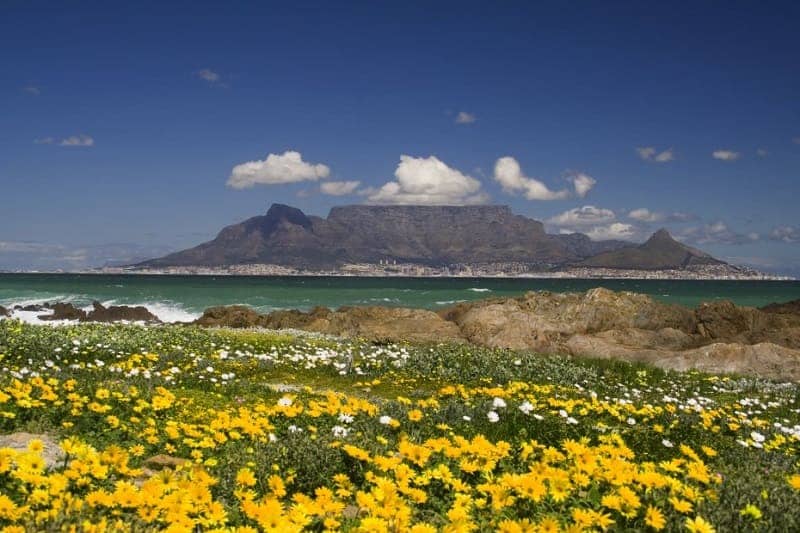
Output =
[
  {"x1": 547, "y1": 206, "x2": 616, "y2": 227},
  {"x1": 455, "y1": 111, "x2": 476, "y2": 124},
  {"x1": 197, "y1": 68, "x2": 221, "y2": 83},
  {"x1": 227, "y1": 150, "x2": 330, "y2": 189},
  {"x1": 770, "y1": 225, "x2": 800, "y2": 243},
  {"x1": 584, "y1": 223, "x2": 637, "y2": 241},
  {"x1": 22, "y1": 86, "x2": 40, "y2": 96},
  {"x1": 549, "y1": 206, "x2": 640, "y2": 241},
  {"x1": 493, "y1": 157, "x2": 572, "y2": 200},
  {"x1": 34, "y1": 135, "x2": 94, "y2": 147},
  {"x1": 654, "y1": 149, "x2": 675, "y2": 163},
  {"x1": 569, "y1": 173, "x2": 596, "y2": 198},
  {"x1": 756, "y1": 148, "x2": 768, "y2": 157},
  {"x1": 679, "y1": 221, "x2": 758, "y2": 245},
  {"x1": 628, "y1": 208, "x2": 665, "y2": 223},
  {"x1": 320, "y1": 180, "x2": 361, "y2": 196},
  {"x1": 712, "y1": 149, "x2": 740, "y2": 161},
  {"x1": 367, "y1": 155, "x2": 488, "y2": 205},
  {"x1": 59, "y1": 135, "x2": 94, "y2": 147},
  {"x1": 637, "y1": 146, "x2": 674, "y2": 163}
]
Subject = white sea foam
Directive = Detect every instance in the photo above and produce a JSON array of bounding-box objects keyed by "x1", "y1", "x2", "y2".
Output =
[
  {"x1": 435, "y1": 299, "x2": 467, "y2": 305},
  {"x1": 467, "y1": 288, "x2": 491, "y2": 292},
  {"x1": 0, "y1": 297, "x2": 200, "y2": 325},
  {"x1": 138, "y1": 302, "x2": 200, "y2": 323}
]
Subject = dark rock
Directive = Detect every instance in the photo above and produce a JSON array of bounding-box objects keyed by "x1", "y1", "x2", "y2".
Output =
[
  {"x1": 17, "y1": 304, "x2": 45, "y2": 312},
  {"x1": 194, "y1": 305, "x2": 265, "y2": 328},
  {"x1": 761, "y1": 299, "x2": 800, "y2": 315},
  {"x1": 261, "y1": 306, "x2": 332, "y2": 330},
  {"x1": 0, "y1": 305, "x2": 9, "y2": 317},
  {"x1": 39, "y1": 303, "x2": 87, "y2": 321},
  {"x1": 85, "y1": 301, "x2": 159, "y2": 323}
]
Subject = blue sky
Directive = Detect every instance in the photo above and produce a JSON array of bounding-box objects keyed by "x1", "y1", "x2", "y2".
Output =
[{"x1": 1, "y1": 0, "x2": 799, "y2": 272}]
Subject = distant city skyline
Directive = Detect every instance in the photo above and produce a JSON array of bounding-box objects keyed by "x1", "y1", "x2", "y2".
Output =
[{"x1": 1, "y1": 1, "x2": 799, "y2": 274}]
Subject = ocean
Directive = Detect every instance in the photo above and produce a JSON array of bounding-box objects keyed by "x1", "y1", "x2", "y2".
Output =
[{"x1": 0, "y1": 273, "x2": 799, "y2": 324}]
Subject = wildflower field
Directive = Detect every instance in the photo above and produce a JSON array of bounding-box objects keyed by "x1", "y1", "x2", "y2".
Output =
[{"x1": 0, "y1": 320, "x2": 799, "y2": 532}]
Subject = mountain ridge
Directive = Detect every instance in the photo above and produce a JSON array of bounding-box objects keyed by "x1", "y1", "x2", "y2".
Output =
[{"x1": 139, "y1": 203, "x2": 723, "y2": 271}]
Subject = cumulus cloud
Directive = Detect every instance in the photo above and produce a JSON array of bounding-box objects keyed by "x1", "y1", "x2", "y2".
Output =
[
  {"x1": 60, "y1": 135, "x2": 94, "y2": 147},
  {"x1": 548, "y1": 206, "x2": 641, "y2": 241},
  {"x1": 227, "y1": 150, "x2": 330, "y2": 189},
  {"x1": 637, "y1": 146, "x2": 674, "y2": 163},
  {"x1": 547, "y1": 206, "x2": 616, "y2": 227},
  {"x1": 493, "y1": 157, "x2": 572, "y2": 200},
  {"x1": 455, "y1": 111, "x2": 476, "y2": 124},
  {"x1": 679, "y1": 221, "x2": 758, "y2": 245},
  {"x1": 628, "y1": 208, "x2": 665, "y2": 223},
  {"x1": 34, "y1": 134, "x2": 94, "y2": 147},
  {"x1": 197, "y1": 68, "x2": 221, "y2": 83},
  {"x1": 712, "y1": 149, "x2": 740, "y2": 161},
  {"x1": 367, "y1": 155, "x2": 488, "y2": 205},
  {"x1": 770, "y1": 225, "x2": 800, "y2": 243},
  {"x1": 320, "y1": 180, "x2": 361, "y2": 196},
  {"x1": 569, "y1": 173, "x2": 596, "y2": 198},
  {"x1": 583, "y1": 223, "x2": 637, "y2": 241}
]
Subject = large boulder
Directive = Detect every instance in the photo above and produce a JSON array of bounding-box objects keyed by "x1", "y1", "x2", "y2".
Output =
[
  {"x1": 261, "y1": 306, "x2": 332, "y2": 330},
  {"x1": 326, "y1": 306, "x2": 463, "y2": 343},
  {"x1": 85, "y1": 301, "x2": 159, "y2": 323},
  {"x1": 0, "y1": 305, "x2": 9, "y2": 317},
  {"x1": 694, "y1": 300, "x2": 800, "y2": 348},
  {"x1": 565, "y1": 335, "x2": 800, "y2": 381},
  {"x1": 194, "y1": 305, "x2": 264, "y2": 328},
  {"x1": 441, "y1": 288, "x2": 696, "y2": 350}
]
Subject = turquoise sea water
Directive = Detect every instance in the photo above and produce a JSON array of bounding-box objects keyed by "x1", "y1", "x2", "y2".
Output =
[{"x1": 1, "y1": 274, "x2": 799, "y2": 323}]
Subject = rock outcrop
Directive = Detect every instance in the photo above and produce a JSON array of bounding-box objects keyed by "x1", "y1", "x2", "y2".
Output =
[
  {"x1": 761, "y1": 298, "x2": 800, "y2": 315},
  {"x1": 0, "y1": 305, "x2": 9, "y2": 317},
  {"x1": 40, "y1": 302, "x2": 87, "y2": 321},
  {"x1": 36, "y1": 301, "x2": 159, "y2": 323},
  {"x1": 193, "y1": 288, "x2": 800, "y2": 381},
  {"x1": 0, "y1": 433, "x2": 65, "y2": 469},
  {"x1": 85, "y1": 301, "x2": 158, "y2": 323}
]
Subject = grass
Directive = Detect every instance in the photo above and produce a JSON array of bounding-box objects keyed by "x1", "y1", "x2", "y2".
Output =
[{"x1": 0, "y1": 319, "x2": 798, "y2": 531}]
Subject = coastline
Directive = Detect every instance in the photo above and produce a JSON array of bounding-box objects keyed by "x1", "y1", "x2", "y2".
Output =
[{"x1": 3, "y1": 265, "x2": 792, "y2": 281}]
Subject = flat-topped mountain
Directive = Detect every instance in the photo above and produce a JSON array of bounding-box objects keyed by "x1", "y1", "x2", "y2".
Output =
[
  {"x1": 139, "y1": 204, "x2": 722, "y2": 271},
  {"x1": 578, "y1": 228, "x2": 725, "y2": 270}
]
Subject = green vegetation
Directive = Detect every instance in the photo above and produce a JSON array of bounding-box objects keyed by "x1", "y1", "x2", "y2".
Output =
[{"x1": 0, "y1": 319, "x2": 798, "y2": 531}]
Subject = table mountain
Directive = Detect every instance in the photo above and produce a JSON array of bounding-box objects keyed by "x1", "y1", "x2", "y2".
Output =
[{"x1": 139, "y1": 204, "x2": 719, "y2": 270}]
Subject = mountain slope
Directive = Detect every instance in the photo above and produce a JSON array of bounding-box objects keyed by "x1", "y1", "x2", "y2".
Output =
[
  {"x1": 577, "y1": 228, "x2": 725, "y2": 270},
  {"x1": 140, "y1": 204, "x2": 635, "y2": 269}
]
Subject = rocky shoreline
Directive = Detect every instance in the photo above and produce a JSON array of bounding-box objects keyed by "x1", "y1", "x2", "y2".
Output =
[
  {"x1": 194, "y1": 288, "x2": 800, "y2": 381},
  {"x1": 4, "y1": 288, "x2": 800, "y2": 381}
]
